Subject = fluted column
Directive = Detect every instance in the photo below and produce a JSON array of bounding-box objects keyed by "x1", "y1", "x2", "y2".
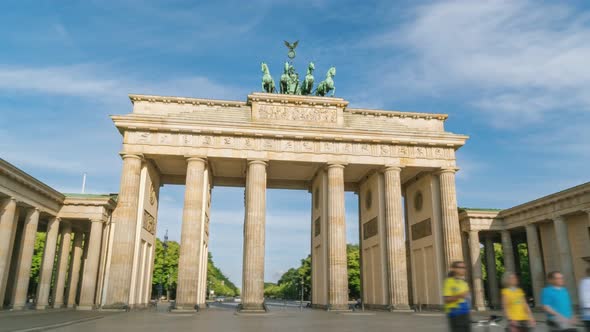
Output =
[
  {"x1": 327, "y1": 163, "x2": 348, "y2": 310},
  {"x1": 469, "y1": 230, "x2": 486, "y2": 311},
  {"x1": 437, "y1": 168, "x2": 464, "y2": 269},
  {"x1": 241, "y1": 160, "x2": 267, "y2": 312},
  {"x1": 525, "y1": 224, "x2": 544, "y2": 305},
  {"x1": 0, "y1": 197, "x2": 18, "y2": 305},
  {"x1": 176, "y1": 157, "x2": 207, "y2": 310},
  {"x1": 553, "y1": 216, "x2": 578, "y2": 303},
  {"x1": 66, "y1": 231, "x2": 84, "y2": 308},
  {"x1": 52, "y1": 223, "x2": 72, "y2": 308},
  {"x1": 10, "y1": 208, "x2": 39, "y2": 309},
  {"x1": 383, "y1": 166, "x2": 410, "y2": 310},
  {"x1": 501, "y1": 230, "x2": 516, "y2": 273},
  {"x1": 36, "y1": 217, "x2": 60, "y2": 309},
  {"x1": 104, "y1": 154, "x2": 142, "y2": 308},
  {"x1": 78, "y1": 220, "x2": 104, "y2": 310},
  {"x1": 484, "y1": 235, "x2": 499, "y2": 308}
]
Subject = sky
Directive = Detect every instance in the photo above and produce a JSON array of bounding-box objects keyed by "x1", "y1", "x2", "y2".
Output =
[{"x1": 1, "y1": 0, "x2": 589, "y2": 287}]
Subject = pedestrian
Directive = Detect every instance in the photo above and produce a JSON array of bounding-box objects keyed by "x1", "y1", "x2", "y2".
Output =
[
  {"x1": 542, "y1": 271, "x2": 577, "y2": 331},
  {"x1": 501, "y1": 272, "x2": 536, "y2": 332},
  {"x1": 444, "y1": 261, "x2": 471, "y2": 332},
  {"x1": 580, "y1": 267, "x2": 590, "y2": 332}
]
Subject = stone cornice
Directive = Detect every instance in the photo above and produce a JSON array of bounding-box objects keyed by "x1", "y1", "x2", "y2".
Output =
[
  {"x1": 129, "y1": 94, "x2": 246, "y2": 108},
  {"x1": 248, "y1": 92, "x2": 348, "y2": 108},
  {"x1": 0, "y1": 158, "x2": 65, "y2": 204},
  {"x1": 346, "y1": 108, "x2": 448, "y2": 121},
  {"x1": 111, "y1": 114, "x2": 468, "y2": 148},
  {"x1": 498, "y1": 182, "x2": 590, "y2": 218},
  {"x1": 62, "y1": 195, "x2": 117, "y2": 210}
]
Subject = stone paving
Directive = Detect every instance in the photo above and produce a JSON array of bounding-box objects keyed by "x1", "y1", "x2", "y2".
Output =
[{"x1": 0, "y1": 304, "x2": 558, "y2": 332}]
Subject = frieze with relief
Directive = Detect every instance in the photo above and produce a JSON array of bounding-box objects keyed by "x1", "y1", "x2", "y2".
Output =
[
  {"x1": 143, "y1": 210, "x2": 156, "y2": 235},
  {"x1": 127, "y1": 131, "x2": 454, "y2": 160}
]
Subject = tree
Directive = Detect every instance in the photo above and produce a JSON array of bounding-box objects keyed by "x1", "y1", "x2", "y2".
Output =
[{"x1": 347, "y1": 244, "x2": 360, "y2": 300}]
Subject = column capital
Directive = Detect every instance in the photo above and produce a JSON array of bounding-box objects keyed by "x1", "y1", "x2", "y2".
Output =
[
  {"x1": 582, "y1": 208, "x2": 590, "y2": 215},
  {"x1": 185, "y1": 156, "x2": 207, "y2": 163},
  {"x1": 552, "y1": 215, "x2": 566, "y2": 223},
  {"x1": 326, "y1": 162, "x2": 346, "y2": 169},
  {"x1": 89, "y1": 219, "x2": 105, "y2": 224},
  {"x1": 119, "y1": 153, "x2": 143, "y2": 161},
  {"x1": 60, "y1": 222, "x2": 72, "y2": 232},
  {"x1": 435, "y1": 167, "x2": 459, "y2": 175},
  {"x1": 382, "y1": 165, "x2": 402, "y2": 173},
  {"x1": 247, "y1": 159, "x2": 268, "y2": 167}
]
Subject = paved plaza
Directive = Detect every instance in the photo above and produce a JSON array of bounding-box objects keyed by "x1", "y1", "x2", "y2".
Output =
[{"x1": 0, "y1": 304, "x2": 558, "y2": 332}]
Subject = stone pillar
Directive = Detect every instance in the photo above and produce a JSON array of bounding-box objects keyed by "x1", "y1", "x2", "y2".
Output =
[
  {"x1": 0, "y1": 197, "x2": 18, "y2": 305},
  {"x1": 382, "y1": 166, "x2": 410, "y2": 310},
  {"x1": 104, "y1": 154, "x2": 142, "y2": 308},
  {"x1": 437, "y1": 168, "x2": 463, "y2": 269},
  {"x1": 553, "y1": 216, "x2": 578, "y2": 303},
  {"x1": 66, "y1": 232, "x2": 84, "y2": 308},
  {"x1": 78, "y1": 220, "x2": 104, "y2": 310},
  {"x1": 469, "y1": 230, "x2": 486, "y2": 311},
  {"x1": 52, "y1": 223, "x2": 72, "y2": 308},
  {"x1": 10, "y1": 208, "x2": 39, "y2": 309},
  {"x1": 484, "y1": 235, "x2": 499, "y2": 308},
  {"x1": 35, "y1": 217, "x2": 60, "y2": 309},
  {"x1": 501, "y1": 230, "x2": 516, "y2": 273},
  {"x1": 241, "y1": 160, "x2": 267, "y2": 312},
  {"x1": 525, "y1": 224, "x2": 544, "y2": 306},
  {"x1": 327, "y1": 163, "x2": 348, "y2": 311},
  {"x1": 176, "y1": 157, "x2": 207, "y2": 310}
]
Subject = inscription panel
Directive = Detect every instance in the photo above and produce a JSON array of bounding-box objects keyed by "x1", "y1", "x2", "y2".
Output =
[
  {"x1": 411, "y1": 218, "x2": 432, "y2": 241},
  {"x1": 254, "y1": 104, "x2": 338, "y2": 126},
  {"x1": 363, "y1": 217, "x2": 378, "y2": 240},
  {"x1": 127, "y1": 131, "x2": 455, "y2": 160}
]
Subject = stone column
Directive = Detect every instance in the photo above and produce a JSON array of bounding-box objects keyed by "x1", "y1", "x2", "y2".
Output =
[
  {"x1": 66, "y1": 232, "x2": 84, "y2": 308},
  {"x1": 553, "y1": 216, "x2": 578, "y2": 303},
  {"x1": 501, "y1": 230, "x2": 516, "y2": 273},
  {"x1": 176, "y1": 157, "x2": 206, "y2": 310},
  {"x1": 52, "y1": 223, "x2": 72, "y2": 308},
  {"x1": 0, "y1": 197, "x2": 18, "y2": 305},
  {"x1": 241, "y1": 160, "x2": 267, "y2": 312},
  {"x1": 10, "y1": 208, "x2": 39, "y2": 309},
  {"x1": 382, "y1": 166, "x2": 410, "y2": 310},
  {"x1": 78, "y1": 220, "x2": 104, "y2": 310},
  {"x1": 104, "y1": 154, "x2": 142, "y2": 308},
  {"x1": 36, "y1": 217, "x2": 60, "y2": 309},
  {"x1": 484, "y1": 235, "x2": 499, "y2": 308},
  {"x1": 327, "y1": 163, "x2": 348, "y2": 311},
  {"x1": 469, "y1": 230, "x2": 486, "y2": 311},
  {"x1": 437, "y1": 168, "x2": 464, "y2": 270},
  {"x1": 525, "y1": 224, "x2": 544, "y2": 306}
]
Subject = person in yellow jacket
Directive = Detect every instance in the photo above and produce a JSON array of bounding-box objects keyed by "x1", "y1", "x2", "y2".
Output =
[
  {"x1": 502, "y1": 272, "x2": 536, "y2": 332},
  {"x1": 444, "y1": 261, "x2": 471, "y2": 332}
]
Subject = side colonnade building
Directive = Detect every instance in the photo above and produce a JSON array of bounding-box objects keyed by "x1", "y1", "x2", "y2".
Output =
[
  {"x1": 0, "y1": 158, "x2": 120, "y2": 310},
  {"x1": 460, "y1": 182, "x2": 590, "y2": 310}
]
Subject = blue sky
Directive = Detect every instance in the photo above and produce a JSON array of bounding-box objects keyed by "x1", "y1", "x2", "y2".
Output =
[{"x1": 1, "y1": 0, "x2": 589, "y2": 287}]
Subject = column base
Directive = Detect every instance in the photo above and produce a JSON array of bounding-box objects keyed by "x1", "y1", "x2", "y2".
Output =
[
  {"x1": 34, "y1": 304, "x2": 50, "y2": 310},
  {"x1": 101, "y1": 303, "x2": 130, "y2": 311},
  {"x1": 53, "y1": 303, "x2": 66, "y2": 309},
  {"x1": 238, "y1": 303, "x2": 266, "y2": 313},
  {"x1": 327, "y1": 304, "x2": 351, "y2": 312},
  {"x1": 172, "y1": 303, "x2": 202, "y2": 312},
  {"x1": 10, "y1": 304, "x2": 27, "y2": 310},
  {"x1": 474, "y1": 306, "x2": 488, "y2": 312},
  {"x1": 76, "y1": 305, "x2": 95, "y2": 311}
]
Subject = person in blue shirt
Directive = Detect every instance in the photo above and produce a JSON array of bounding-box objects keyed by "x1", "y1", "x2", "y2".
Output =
[{"x1": 542, "y1": 271, "x2": 577, "y2": 331}]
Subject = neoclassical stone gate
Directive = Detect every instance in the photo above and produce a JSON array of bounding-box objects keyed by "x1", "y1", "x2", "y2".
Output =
[{"x1": 100, "y1": 92, "x2": 468, "y2": 311}]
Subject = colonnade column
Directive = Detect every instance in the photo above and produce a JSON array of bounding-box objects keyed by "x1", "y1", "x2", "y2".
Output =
[
  {"x1": 437, "y1": 168, "x2": 464, "y2": 270},
  {"x1": 484, "y1": 235, "x2": 499, "y2": 308},
  {"x1": 326, "y1": 163, "x2": 348, "y2": 311},
  {"x1": 66, "y1": 231, "x2": 84, "y2": 308},
  {"x1": 10, "y1": 208, "x2": 39, "y2": 309},
  {"x1": 35, "y1": 217, "x2": 60, "y2": 309},
  {"x1": 382, "y1": 166, "x2": 409, "y2": 310},
  {"x1": 501, "y1": 230, "x2": 516, "y2": 273},
  {"x1": 241, "y1": 160, "x2": 267, "y2": 312},
  {"x1": 0, "y1": 197, "x2": 18, "y2": 305},
  {"x1": 78, "y1": 220, "x2": 104, "y2": 310},
  {"x1": 469, "y1": 230, "x2": 486, "y2": 311},
  {"x1": 52, "y1": 223, "x2": 72, "y2": 308},
  {"x1": 553, "y1": 216, "x2": 578, "y2": 303},
  {"x1": 525, "y1": 224, "x2": 544, "y2": 306},
  {"x1": 104, "y1": 153, "x2": 142, "y2": 308},
  {"x1": 176, "y1": 157, "x2": 207, "y2": 310}
]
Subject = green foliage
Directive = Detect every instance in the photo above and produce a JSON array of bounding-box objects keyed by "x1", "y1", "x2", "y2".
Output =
[
  {"x1": 151, "y1": 238, "x2": 238, "y2": 298},
  {"x1": 265, "y1": 244, "x2": 361, "y2": 301},
  {"x1": 481, "y1": 242, "x2": 533, "y2": 297}
]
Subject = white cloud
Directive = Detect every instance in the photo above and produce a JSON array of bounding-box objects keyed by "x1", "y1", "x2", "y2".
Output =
[{"x1": 367, "y1": 0, "x2": 590, "y2": 126}]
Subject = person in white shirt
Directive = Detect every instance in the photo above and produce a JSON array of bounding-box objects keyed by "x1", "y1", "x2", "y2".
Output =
[{"x1": 580, "y1": 267, "x2": 590, "y2": 332}]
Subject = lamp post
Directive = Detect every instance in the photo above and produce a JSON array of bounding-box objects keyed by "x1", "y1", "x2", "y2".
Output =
[
  {"x1": 300, "y1": 275, "x2": 304, "y2": 311},
  {"x1": 163, "y1": 230, "x2": 169, "y2": 300}
]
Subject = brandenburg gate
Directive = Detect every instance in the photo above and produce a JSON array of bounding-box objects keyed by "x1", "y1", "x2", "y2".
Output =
[{"x1": 101, "y1": 90, "x2": 468, "y2": 311}]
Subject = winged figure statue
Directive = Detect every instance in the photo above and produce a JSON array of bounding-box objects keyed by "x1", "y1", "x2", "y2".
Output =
[{"x1": 284, "y1": 40, "x2": 299, "y2": 59}]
